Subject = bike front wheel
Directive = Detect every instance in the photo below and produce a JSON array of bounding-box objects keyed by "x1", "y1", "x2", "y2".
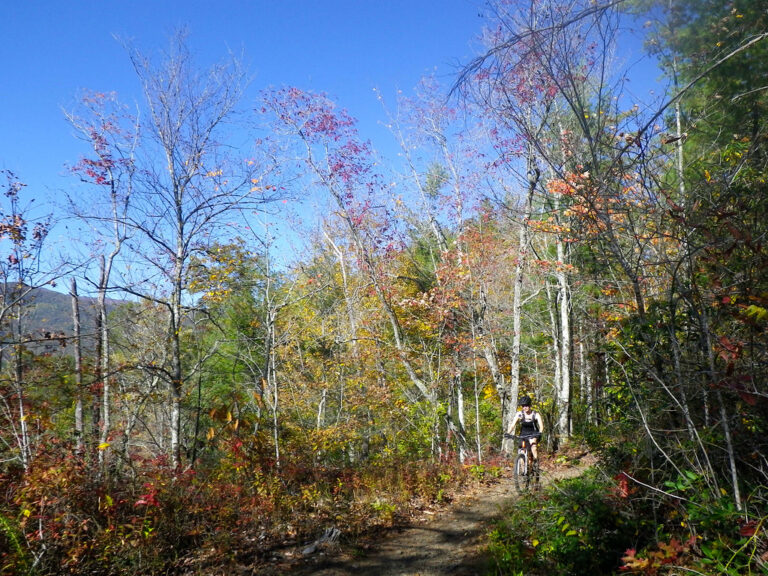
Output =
[{"x1": 513, "y1": 453, "x2": 528, "y2": 493}]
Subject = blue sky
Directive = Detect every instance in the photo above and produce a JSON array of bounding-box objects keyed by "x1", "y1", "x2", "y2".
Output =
[
  {"x1": 2, "y1": 1, "x2": 662, "y2": 276},
  {"x1": 1, "y1": 0, "x2": 486, "y2": 208}
]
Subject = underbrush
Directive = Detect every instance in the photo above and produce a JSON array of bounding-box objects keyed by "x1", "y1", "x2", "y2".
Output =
[
  {"x1": 486, "y1": 430, "x2": 768, "y2": 576},
  {"x1": 487, "y1": 468, "x2": 646, "y2": 575},
  {"x1": 0, "y1": 442, "x2": 484, "y2": 575}
]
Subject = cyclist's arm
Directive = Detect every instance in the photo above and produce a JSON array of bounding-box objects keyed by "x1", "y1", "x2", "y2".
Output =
[
  {"x1": 535, "y1": 413, "x2": 544, "y2": 434},
  {"x1": 507, "y1": 413, "x2": 520, "y2": 436}
]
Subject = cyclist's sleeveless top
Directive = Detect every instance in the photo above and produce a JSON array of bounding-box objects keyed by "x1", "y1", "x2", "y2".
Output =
[{"x1": 518, "y1": 410, "x2": 538, "y2": 436}]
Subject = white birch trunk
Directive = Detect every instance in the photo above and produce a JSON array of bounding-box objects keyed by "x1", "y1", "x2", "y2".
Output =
[
  {"x1": 556, "y1": 235, "x2": 571, "y2": 439},
  {"x1": 505, "y1": 153, "x2": 538, "y2": 452},
  {"x1": 71, "y1": 278, "x2": 84, "y2": 453},
  {"x1": 98, "y1": 256, "x2": 112, "y2": 466}
]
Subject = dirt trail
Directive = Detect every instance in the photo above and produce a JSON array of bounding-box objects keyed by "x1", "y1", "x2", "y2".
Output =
[{"x1": 284, "y1": 454, "x2": 595, "y2": 576}]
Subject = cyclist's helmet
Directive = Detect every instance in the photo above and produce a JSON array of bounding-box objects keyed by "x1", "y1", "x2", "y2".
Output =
[{"x1": 520, "y1": 395, "x2": 532, "y2": 407}]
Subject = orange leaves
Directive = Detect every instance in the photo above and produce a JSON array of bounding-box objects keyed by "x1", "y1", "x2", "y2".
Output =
[
  {"x1": 544, "y1": 171, "x2": 603, "y2": 239},
  {"x1": 620, "y1": 537, "x2": 694, "y2": 575},
  {"x1": 526, "y1": 215, "x2": 575, "y2": 240},
  {"x1": 543, "y1": 169, "x2": 651, "y2": 243},
  {"x1": 546, "y1": 170, "x2": 591, "y2": 197},
  {"x1": 532, "y1": 259, "x2": 577, "y2": 274},
  {"x1": 547, "y1": 177, "x2": 577, "y2": 197}
]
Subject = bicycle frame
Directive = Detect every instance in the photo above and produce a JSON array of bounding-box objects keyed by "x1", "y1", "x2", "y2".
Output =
[
  {"x1": 518, "y1": 437, "x2": 533, "y2": 470},
  {"x1": 510, "y1": 434, "x2": 540, "y2": 493}
]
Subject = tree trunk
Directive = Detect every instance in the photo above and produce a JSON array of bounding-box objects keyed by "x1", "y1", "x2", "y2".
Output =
[
  {"x1": 169, "y1": 275, "x2": 183, "y2": 470},
  {"x1": 452, "y1": 355, "x2": 467, "y2": 463},
  {"x1": 13, "y1": 302, "x2": 30, "y2": 471},
  {"x1": 505, "y1": 153, "x2": 538, "y2": 452},
  {"x1": 546, "y1": 281, "x2": 562, "y2": 411},
  {"x1": 97, "y1": 256, "x2": 111, "y2": 467},
  {"x1": 70, "y1": 278, "x2": 84, "y2": 454},
  {"x1": 555, "y1": 231, "x2": 571, "y2": 439}
]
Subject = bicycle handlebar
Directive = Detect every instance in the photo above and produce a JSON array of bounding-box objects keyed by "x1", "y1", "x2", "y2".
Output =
[{"x1": 504, "y1": 432, "x2": 542, "y2": 440}]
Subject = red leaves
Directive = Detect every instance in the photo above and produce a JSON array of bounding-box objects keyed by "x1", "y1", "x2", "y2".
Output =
[
  {"x1": 260, "y1": 87, "x2": 356, "y2": 145},
  {"x1": 613, "y1": 471, "x2": 632, "y2": 499},
  {"x1": 739, "y1": 519, "x2": 758, "y2": 538},
  {"x1": 260, "y1": 87, "x2": 377, "y2": 202},
  {"x1": 73, "y1": 157, "x2": 114, "y2": 186},
  {"x1": 717, "y1": 335, "x2": 742, "y2": 359},
  {"x1": 135, "y1": 483, "x2": 160, "y2": 508},
  {"x1": 68, "y1": 90, "x2": 135, "y2": 188}
]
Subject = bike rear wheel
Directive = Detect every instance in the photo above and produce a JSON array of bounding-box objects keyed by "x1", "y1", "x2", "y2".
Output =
[{"x1": 513, "y1": 453, "x2": 528, "y2": 493}]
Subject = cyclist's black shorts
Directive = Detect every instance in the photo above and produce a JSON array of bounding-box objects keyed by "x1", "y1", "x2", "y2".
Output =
[{"x1": 518, "y1": 433, "x2": 541, "y2": 448}]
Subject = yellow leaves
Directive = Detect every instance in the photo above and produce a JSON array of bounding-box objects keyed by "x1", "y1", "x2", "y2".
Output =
[
  {"x1": 301, "y1": 485, "x2": 321, "y2": 503},
  {"x1": 704, "y1": 169, "x2": 711, "y2": 182},
  {"x1": 23, "y1": 509, "x2": 31, "y2": 518},
  {"x1": 557, "y1": 516, "x2": 578, "y2": 536},
  {"x1": 98, "y1": 442, "x2": 110, "y2": 450},
  {"x1": 99, "y1": 494, "x2": 114, "y2": 512},
  {"x1": 205, "y1": 169, "x2": 223, "y2": 178},
  {"x1": 745, "y1": 304, "x2": 768, "y2": 323}
]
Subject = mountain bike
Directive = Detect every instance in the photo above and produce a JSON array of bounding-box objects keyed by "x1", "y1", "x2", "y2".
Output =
[{"x1": 505, "y1": 433, "x2": 541, "y2": 493}]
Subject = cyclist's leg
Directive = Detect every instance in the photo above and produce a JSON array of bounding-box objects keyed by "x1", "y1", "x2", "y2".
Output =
[
  {"x1": 530, "y1": 437, "x2": 538, "y2": 461},
  {"x1": 513, "y1": 452, "x2": 528, "y2": 492}
]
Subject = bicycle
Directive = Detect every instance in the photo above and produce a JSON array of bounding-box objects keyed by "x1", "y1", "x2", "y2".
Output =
[{"x1": 505, "y1": 433, "x2": 541, "y2": 493}]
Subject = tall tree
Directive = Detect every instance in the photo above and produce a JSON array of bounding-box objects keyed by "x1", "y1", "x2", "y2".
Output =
[
  {"x1": 71, "y1": 32, "x2": 281, "y2": 468},
  {"x1": 66, "y1": 90, "x2": 137, "y2": 465}
]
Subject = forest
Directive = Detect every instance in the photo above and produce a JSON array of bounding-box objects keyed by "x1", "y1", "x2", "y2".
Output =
[{"x1": 1, "y1": 0, "x2": 767, "y2": 574}]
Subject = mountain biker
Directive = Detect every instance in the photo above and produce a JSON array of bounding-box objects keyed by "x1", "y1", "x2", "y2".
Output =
[{"x1": 507, "y1": 395, "x2": 544, "y2": 461}]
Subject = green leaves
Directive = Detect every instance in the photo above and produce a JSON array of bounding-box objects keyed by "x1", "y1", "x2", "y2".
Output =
[{"x1": 664, "y1": 470, "x2": 700, "y2": 493}]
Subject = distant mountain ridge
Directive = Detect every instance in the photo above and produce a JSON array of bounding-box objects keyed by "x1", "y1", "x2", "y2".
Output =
[{"x1": 9, "y1": 286, "x2": 126, "y2": 354}]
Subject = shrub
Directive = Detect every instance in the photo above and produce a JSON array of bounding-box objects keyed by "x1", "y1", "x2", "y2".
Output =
[
  {"x1": 621, "y1": 470, "x2": 768, "y2": 575},
  {"x1": 488, "y1": 468, "x2": 646, "y2": 575}
]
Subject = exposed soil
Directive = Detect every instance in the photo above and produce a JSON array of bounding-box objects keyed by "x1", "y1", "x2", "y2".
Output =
[{"x1": 256, "y1": 449, "x2": 596, "y2": 575}]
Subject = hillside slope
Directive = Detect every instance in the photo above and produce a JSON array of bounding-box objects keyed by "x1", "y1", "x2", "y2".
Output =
[{"x1": 6, "y1": 286, "x2": 125, "y2": 354}]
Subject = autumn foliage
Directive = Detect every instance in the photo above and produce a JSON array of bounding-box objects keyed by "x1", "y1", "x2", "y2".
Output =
[{"x1": 2, "y1": 1, "x2": 768, "y2": 574}]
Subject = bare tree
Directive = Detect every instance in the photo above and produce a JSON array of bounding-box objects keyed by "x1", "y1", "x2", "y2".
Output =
[
  {"x1": 0, "y1": 171, "x2": 61, "y2": 471},
  {"x1": 121, "y1": 32, "x2": 283, "y2": 468},
  {"x1": 65, "y1": 90, "x2": 138, "y2": 466},
  {"x1": 67, "y1": 32, "x2": 281, "y2": 469}
]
